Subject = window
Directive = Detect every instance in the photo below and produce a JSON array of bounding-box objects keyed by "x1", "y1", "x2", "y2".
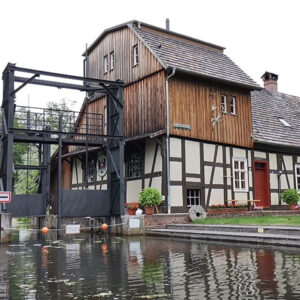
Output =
[
  {"x1": 296, "y1": 165, "x2": 300, "y2": 192},
  {"x1": 230, "y1": 96, "x2": 236, "y2": 114},
  {"x1": 221, "y1": 95, "x2": 227, "y2": 113},
  {"x1": 87, "y1": 159, "x2": 96, "y2": 183},
  {"x1": 233, "y1": 158, "x2": 248, "y2": 192},
  {"x1": 279, "y1": 118, "x2": 291, "y2": 127},
  {"x1": 104, "y1": 55, "x2": 108, "y2": 74},
  {"x1": 110, "y1": 51, "x2": 114, "y2": 71},
  {"x1": 133, "y1": 44, "x2": 139, "y2": 66},
  {"x1": 128, "y1": 152, "x2": 142, "y2": 178},
  {"x1": 187, "y1": 189, "x2": 200, "y2": 207}
]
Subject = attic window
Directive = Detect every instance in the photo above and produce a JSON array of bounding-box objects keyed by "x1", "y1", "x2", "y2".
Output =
[
  {"x1": 133, "y1": 44, "x2": 139, "y2": 66},
  {"x1": 279, "y1": 118, "x2": 291, "y2": 127},
  {"x1": 110, "y1": 51, "x2": 114, "y2": 71},
  {"x1": 104, "y1": 55, "x2": 108, "y2": 74}
]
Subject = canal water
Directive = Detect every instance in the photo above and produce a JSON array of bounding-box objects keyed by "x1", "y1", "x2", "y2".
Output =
[{"x1": 0, "y1": 230, "x2": 300, "y2": 299}]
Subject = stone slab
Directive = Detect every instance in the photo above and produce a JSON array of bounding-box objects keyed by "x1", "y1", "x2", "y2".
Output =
[{"x1": 0, "y1": 213, "x2": 12, "y2": 243}]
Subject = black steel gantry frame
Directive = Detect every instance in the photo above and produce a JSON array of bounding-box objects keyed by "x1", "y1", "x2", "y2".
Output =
[{"x1": 0, "y1": 63, "x2": 125, "y2": 226}]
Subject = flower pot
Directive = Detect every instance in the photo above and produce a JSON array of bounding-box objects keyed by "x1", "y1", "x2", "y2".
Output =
[
  {"x1": 127, "y1": 208, "x2": 137, "y2": 215},
  {"x1": 289, "y1": 204, "x2": 298, "y2": 210},
  {"x1": 145, "y1": 206, "x2": 154, "y2": 215}
]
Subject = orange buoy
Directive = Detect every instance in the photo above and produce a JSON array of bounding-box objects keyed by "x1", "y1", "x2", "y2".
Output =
[
  {"x1": 101, "y1": 244, "x2": 108, "y2": 251},
  {"x1": 41, "y1": 227, "x2": 49, "y2": 234},
  {"x1": 101, "y1": 223, "x2": 108, "y2": 231}
]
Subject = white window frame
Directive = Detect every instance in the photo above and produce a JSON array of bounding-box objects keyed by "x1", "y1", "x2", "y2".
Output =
[
  {"x1": 133, "y1": 44, "x2": 139, "y2": 66},
  {"x1": 104, "y1": 55, "x2": 108, "y2": 74},
  {"x1": 221, "y1": 95, "x2": 227, "y2": 113},
  {"x1": 232, "y1": 157, "x2": 248, "y2": 192},
  {"x1": 187, "y1": 189, "x2": 200, "y2": 207},
  {"x1": 295, "y1": 164, "x2": 300, "y2": 192},
  {"x1": 110, "y1": 51, "x2": 114, "y2": 71},
  {"x1": 230, "y1": 96, "x2": 236, "y2": 115}
]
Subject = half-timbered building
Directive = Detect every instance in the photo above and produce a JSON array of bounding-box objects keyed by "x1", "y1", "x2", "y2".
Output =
[{"x1": 57, "y1": 20, "x2": 300, "y2": 213}]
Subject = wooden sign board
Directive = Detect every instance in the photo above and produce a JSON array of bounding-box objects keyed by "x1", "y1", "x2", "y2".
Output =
[
  {"x1": 0, "y1": 192, "x2": 11, "y2": 203},
  {"x1": 65, "y1": 224, "x2": 80, "y2": 235}
]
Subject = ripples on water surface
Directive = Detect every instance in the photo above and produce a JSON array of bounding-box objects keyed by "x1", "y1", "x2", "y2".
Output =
[{"x1": 0, "y1": 230, "x2": 300, "y2": 299}]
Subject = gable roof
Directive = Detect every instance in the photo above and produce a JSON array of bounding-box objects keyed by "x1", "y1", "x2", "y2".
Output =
[
  {"x1": 85, "y1": 20, "x2": 260, "y2": 90},
  {"x1": 251, "y1": 89, "x2": 300, "y2": 148}
]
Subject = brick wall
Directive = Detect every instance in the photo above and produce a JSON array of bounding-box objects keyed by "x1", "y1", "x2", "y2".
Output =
[{"x1": 144, "y1": 213, "x2": 189, "y2": 229}]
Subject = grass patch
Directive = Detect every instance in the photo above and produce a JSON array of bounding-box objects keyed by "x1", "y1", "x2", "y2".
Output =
[{"x1": 193, "y1": 215, "x2": 300, "y2": 226}]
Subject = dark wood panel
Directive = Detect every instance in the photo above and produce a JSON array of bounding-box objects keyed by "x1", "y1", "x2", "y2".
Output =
[
  {"x1": 88, "y1": 27, "x2": 163, "y2": 84},
  {"x1": 169, "y1": 74, "x2": 253, "y2": 148}
]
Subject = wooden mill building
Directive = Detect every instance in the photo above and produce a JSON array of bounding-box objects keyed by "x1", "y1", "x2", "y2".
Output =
[{"x1": 56, "y1": 20, "x2": 300, "y2": 213}]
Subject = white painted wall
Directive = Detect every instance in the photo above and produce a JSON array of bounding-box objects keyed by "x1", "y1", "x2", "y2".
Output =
[
  {"x1": 170, "y1": 161, "x2": 182, "y2": 181},
  {"x1": 185, "y1": 140, "x2": 200, "y2": 174},
  {"x1": 269, "y1": 153, "x2": 277, "y2": 170},
  {"x1": 170, "y1": 186, "x2": 183, "y2": 206},
  {"x1": 144, "y1": 176, "x2": 162, "y2": 194},
  {"x1": 144, "y1": 139, "x2": 162, "y2": 174},
  {"x1": 283, "y1": 155, "x2": 293, "y2": 171},
  {"x1": 126, "y1": 180, "x2": 142, "y2": 203},
  {"x1": 271, "y1": 193, "x2": 279, "y2": 205},
  {"x1": 254, "y1": 151, "x2": 266, "y2": 159},
  {"x1": 207, "y1": 189, "x2": 224, "y2": 205},
  {"x1": 170, "y1": 137, "x2": 182, "y2": 158}
]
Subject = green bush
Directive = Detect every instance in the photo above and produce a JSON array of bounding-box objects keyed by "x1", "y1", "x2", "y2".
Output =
[
  {"x1": 139, "y1": 187, "x2": 162, "y2": 207},
  {"x1": 281, "y1": 189, "x2": 300, "y2": 205}
]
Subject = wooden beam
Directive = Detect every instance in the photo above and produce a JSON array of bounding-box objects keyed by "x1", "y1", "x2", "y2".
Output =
[{"x1": 206, "y1": 145, "x2": 219, "y2": 207}]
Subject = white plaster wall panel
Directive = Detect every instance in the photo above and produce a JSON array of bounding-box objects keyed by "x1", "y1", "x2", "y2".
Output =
[
  {"x1": 234, "y1": 192, "x2": 248, "y2": 200},
  {"x1": 144, "y1": 140, "x2": 155, "y2": 174},
  {"x1": 144, "y1": 177, "x2": 162, "y2": 193},
  {"x1": 288, "y1": 174, "x2": 295, "y2": 189},
  {"x1": 170, "y1": 186, "x2": 183, "y2": 206},
  {"x1": 101, "y1": 184, "x2": 107, "y2": 190},
  {"x1": 283, "y1": 155, "x2": 293, "y2": 171},
  {"x1": 248, "y1": 171, "x2": 253, "y2": 188},
  {"x1": 208, "y1": 189, "x2": 224, "y2": 205},
  {"x1": 186, "y1": 177, "x2": 201, "y2": 183},
  {"x1": 297, "y1": 157, "x2": 300, "y2": 163},
  {"x1": 170, "y1": 138, "x2": 182, "y2": 158},
  {"x1": 280, "y1": 176, "x2": 289, "y2": 190},
  {"x1": 226, "y1": 147, "x2": 230, "y2": 164},
  {"x1": 216, "y1": 146, "x2": 223, "y2": 163},
  {"x1": 185, "y1": 140, "x2": 200, "y2": 174},
  {"x1": 203, "y1": 143, "x2": 215, "y2": 162},
  {"x1": 248, "y1": 150, "x2": 252, "y2": 165},
  {"x1": 72, "y1": 159, "x2": 83, "y2": 184},
  {"x1": 269, "y1": 153, "x2": 277, "y2": 170},
  {"x1": 97, "y1": 173, "x2": 107, "y2": 181},
  {"x1": 249, "y1": 191, "x2": 253, "y2": 200},
  {"x1": 254, "y1": 151, "x2": 266, "y2": 159},
  {"x1": 212, "y1": 167, "x2": 224, "y2": 185},
  {"x1": 72, "y1": 160, "x2": 76, "y2": 184},
  {"x1": 227, "y1": 190, "x2": 232, "y2": 201},
  {"x1": 271, "y1": 193, "x2": 279, "y2": 205},
  {"x1": 204, "y1": 166, "x2": 212, "y2": 184},
  {"x1": 126, "y1": 180, "x2": 142, "y2": 203},
  {"x1": 233, "y1": 148, "x2": 246, "y2": 158},
  {"x1": 144, "y1": 140, "x2": 162, "y2": 173},
  {"x1": 77, "y1": 162, "x2": 83, "y2": 184},
  {"x1": 270, "y1": 174, "x2": 278, "y2": 189},
  {"x1": 170, "y1": 161, "x2": 182, "y2": 181}
]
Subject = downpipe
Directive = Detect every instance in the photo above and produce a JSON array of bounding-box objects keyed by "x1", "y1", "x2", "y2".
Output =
[{"x1": 166, "y1": 67, "x2": 176, "y2": 214}]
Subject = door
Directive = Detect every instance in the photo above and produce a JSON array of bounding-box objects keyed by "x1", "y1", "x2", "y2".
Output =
[{"x1": 253, "y1": 161, "x2": 271, "y2": 207}]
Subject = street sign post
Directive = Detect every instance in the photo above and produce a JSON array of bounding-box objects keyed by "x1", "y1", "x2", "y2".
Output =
[{"x1": 0, "y1": 192, "x2": 11, "y2": 203}]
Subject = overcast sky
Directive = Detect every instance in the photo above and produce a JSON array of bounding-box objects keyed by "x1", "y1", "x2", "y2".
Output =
[{"x1": 1, "y1": 0, "x2": 299, "y2": 109}]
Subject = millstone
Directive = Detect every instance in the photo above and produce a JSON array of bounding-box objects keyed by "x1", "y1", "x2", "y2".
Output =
[{"x1": 188, "y1": 205, "x2": 207, "y2": 221}]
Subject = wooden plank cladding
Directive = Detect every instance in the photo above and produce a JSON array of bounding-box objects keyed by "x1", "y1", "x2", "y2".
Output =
[
  {"x1": 169, "y1": 74, "x2": 253, "y2": 148},
  {"x1": 88, "y1": 27, "x2": 163, "y2": 84},
  {"x1": 124, "y1": 70, "x2": 166, "y2": 137}
]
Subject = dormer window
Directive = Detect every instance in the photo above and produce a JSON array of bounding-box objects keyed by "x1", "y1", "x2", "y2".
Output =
[
  {"x1": 230, "y1": 96, "x2": 236, "y2": 114},
  {"x1": 221, "y1": 95, "x2": 227, "y2": 113},
  {"x1": 104, "y1": 55, "x2": 108, "y2": 74},
  {"x1": 133, "y1": 44, "x2": 139, "y2": 66},
  {"x1": 110, "y1": 51, "x2": 114, "y2": 71},
  {"x1": 279, "y1": 118, "x2": 291, "y2": 127}
]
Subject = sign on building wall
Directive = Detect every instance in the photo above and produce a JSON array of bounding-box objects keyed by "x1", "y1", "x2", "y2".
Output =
[
  {"x1": 97, "y1": 153, "x2": 107, "y2": 177},
  {"x1": 0, "y1": 192, "x2": 11, "y2": 203}
]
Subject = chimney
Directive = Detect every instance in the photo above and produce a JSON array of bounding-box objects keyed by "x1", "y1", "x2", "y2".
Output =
[
  {"x1": 166, "y1": 18, "x2": 170, "y2": 30},
  {"x1": 261, "y1": 71, "x2": 278, "y2": 93}
]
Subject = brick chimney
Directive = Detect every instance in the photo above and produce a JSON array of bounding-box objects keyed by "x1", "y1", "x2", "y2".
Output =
[{"x1": 261, "y1": 72, "x2": 278, "y2": 93}]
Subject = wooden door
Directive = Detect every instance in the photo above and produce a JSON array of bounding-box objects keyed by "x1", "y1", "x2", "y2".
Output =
[{"x1": 253, "y1": 161, "x2": 271, "y2": 207}]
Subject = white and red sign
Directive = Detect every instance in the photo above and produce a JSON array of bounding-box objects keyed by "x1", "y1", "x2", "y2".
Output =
[{"x1": 0, "y1": 192, "x2": 11, "y2": 203}]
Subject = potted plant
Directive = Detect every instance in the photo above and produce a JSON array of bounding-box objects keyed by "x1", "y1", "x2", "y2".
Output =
[
  {"x1": 125, "y1": 202, "x2": 139, "y2": 215},
  {"x1": 139, "y1": 187, "x2": 162, "y2": 215},
  {"x1": 281, "y1": 189, "x2": 300, "y2": 210}
]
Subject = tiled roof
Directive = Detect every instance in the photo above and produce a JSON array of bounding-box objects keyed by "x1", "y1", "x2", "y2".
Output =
[
  {"x1": 133, "y1": 24, "x2": 260, "y2": 90},
  {"x1": 251, "y1": 89, "x2": 300, "y2": 148}
]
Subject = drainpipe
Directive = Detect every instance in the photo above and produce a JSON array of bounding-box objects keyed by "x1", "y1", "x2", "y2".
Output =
[{"x1": 166, "y1": 67, "x2": 176, "y2": 214}]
